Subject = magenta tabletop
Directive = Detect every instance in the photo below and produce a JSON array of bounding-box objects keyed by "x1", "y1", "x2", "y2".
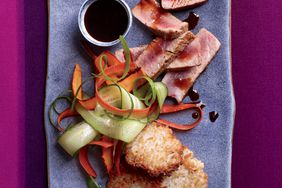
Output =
[{"x1": 1, "y1": 0, "x2": 282, "y2": 187}]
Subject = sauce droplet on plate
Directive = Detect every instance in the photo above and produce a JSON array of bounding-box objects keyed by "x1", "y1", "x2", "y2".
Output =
[
  {"x1": 184, "y1": 12, "x2": 200, "y2": 30},
  {"x1": 200, "y1": 103, "x2": 206, "y2": 109},
  {"x1": 209, "y1": 111, "x2": 219, "y2": 122},
  {"x1": 192, "y1": 112, "x2": 199, "y2": 119},
  {"x1": 188, "y1": 87, "x2": 200, "y2": 101}
]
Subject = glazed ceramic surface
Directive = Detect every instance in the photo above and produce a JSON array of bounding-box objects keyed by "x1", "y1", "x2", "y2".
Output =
[{"x1": 45, "y1": 0, "x2": 234, "y2": 187}]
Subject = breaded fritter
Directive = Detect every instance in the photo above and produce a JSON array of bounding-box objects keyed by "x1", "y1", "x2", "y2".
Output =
[
  {"x1": 107, "y1": 147, "x2": 208, "y2": 188},
  {"x1": 106, "y1": 163, "x2": 161, "y2": 188},
  {"x1": 161, "y1": 147, "x2": 208, "y2": 188},
  {"x1": 106, "y1": 173, "x2": 159, "y2": 188},
  {"x1": 125, "y1": 122, "x2": 183, "y2": 176}
]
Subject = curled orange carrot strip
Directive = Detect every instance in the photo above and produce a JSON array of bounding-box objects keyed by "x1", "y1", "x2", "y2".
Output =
[
  {"x1": 114, "y1": 141, "x2": 124, "y2": 176},
  {"x1": 156, "y1": 106, "x2": 203, "y2": 131},
  {"x1": 77, "y1": 97, "x2": 97, "y2": 110},
  {"x1": 95, "y1": 51, "x2": 122, "y2": 72},
  {"x1": 79, "y1": 140, "x2": 114, "y2": 178},
  {"x1": 161, "y1": 103, "x2": 201, "y2": 114},
  {"x1": 72, "y1": 64, "x2": 97, "y2": 110},
  {"x1": 57, "y1": 108, "x2": 79, "y2": 132},
  {"x1": 88, "y1": 140, "x2": 113, "y2": 148},
  {"x1": 79, "y1": 146, "x2": 97, "y2": 178},
  {"x1": 72, "y1": 64, "x2": 83, "y2": 100},
  {"x1": 101, "y1": 136, "x2": 114, "y2": 174},
  {"x1": 118, "y1": 70, "x2": 144, "y2": 92}
]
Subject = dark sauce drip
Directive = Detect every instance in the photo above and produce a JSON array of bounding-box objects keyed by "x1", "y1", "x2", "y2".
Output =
[
  {"x1": 200, "y1": 103, "x2": 206, "y2": 109},
  {"x1": 192, "y1": 112, "x2": 199, "y2": 119},
  {"x1": 188, "y1": 87, "x2": 199, "y2": 101},
  {"x1": 84, "y1": 0, "x2": 128, "y2": 42},
  {"x1": 209, "y1": 111, "x2": 219, "y2": 122},
  {"x1": 184, "y1": 12, "x2": 200, "y2": 30}
]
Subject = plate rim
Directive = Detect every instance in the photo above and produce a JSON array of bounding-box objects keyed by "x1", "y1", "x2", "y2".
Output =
[{"x1": 43, "y1": 0, "x2": 236, "y2": 187}]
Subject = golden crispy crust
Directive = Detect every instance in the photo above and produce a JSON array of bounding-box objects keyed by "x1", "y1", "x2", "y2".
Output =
[
  {"x1": 125, "y1": 122, "x2": 183, "y2": 176},
  {"x1": 106, "y1": 163, "x2": 161, "y2": 188},
  {"x1": 107, "y1": 147, "x2": 208, "y2": 188},
  {"x1": 161, "y1": 147, "x2": 208, "y2": 188}
]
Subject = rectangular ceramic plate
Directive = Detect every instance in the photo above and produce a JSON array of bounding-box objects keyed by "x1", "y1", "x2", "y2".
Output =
[{"x1": 45, "y1": 0, "x2": 234, "y2": 187}]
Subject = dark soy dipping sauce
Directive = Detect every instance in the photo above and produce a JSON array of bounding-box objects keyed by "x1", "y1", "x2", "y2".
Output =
[
  {"x1": 209, "y1": 111, "x2": 219, "y2": 122},
  {"x1": 184, "y1": 12, "x2": 200, "y2": 30},
  {"x1": 84, "y1": 0, "x2": 129, "y2": 42},
  {"x1": 188, "y1": 87, "x2": 200, "y2": 101}
]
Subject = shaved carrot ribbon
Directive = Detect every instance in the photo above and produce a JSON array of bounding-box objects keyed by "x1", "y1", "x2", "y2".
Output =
[
  {"x1": 88, "y1": 140, "x2": 113, "y2": 148},
  {"x1": 72, "y1": 64, "x2": 83, "y2": 100},
  {"x1": 77, "y1": 97, "x2": 97, "y2": 110},
  {"x1": 95, "y1": 51, "x2": 121, "y2": 72},
  {"x1": 157, "y1": 104, "x2": 203, "y2": 130},
  {"x1": 79, "y1": 140, "x2": 114, "y2": 178},
  {"x1": 101, "y1": 136, "x2": 114, "y2": 174},
  {"x1": 57, "y1": 108, "x2": 79, "y2": 132},
  {"x1": 118, "y1": 70, "x2": 145, "y2": 92},
  {"x1": 79, "y1": 146, "x2": 97, "y2": 178},
  {"x1": 72, "y1": 64, "x2": 97, "y2": 110},
  {"x1": 114, "y1": 141, "x2": 124, "y2": 176},
  {"x1": 160, "y1": 103, "x2": 200, "y2": 114}
]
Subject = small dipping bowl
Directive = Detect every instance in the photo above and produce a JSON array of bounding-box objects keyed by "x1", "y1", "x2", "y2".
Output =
[{"x1": 78, "y1": 0, "x2": 132, "y2": 47}]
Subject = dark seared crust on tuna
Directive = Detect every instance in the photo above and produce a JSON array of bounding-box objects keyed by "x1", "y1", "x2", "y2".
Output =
[
  {"x1": 135, "y1": 31, "x2": 195, "y2": 79},
  {"x1": 132, "y1": 0, "x2": 188, "y2": 39},
  {"x1": 161, "y1": 0, "x2": 208, "y2": 11},
  {"x1": 125, "y1": 122, "x2": 184, "y2": 177},
  {"x1": 150, "y1": 21, "x2": 188, "y2": 40}
]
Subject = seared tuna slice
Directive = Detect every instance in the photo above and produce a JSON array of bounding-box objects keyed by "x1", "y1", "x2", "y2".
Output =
[
  {"x1": 162, "y1": 28, "x2": 221, "y2": 102},
  {"x1": 132, "y1": 0, "x2": 188, "y2": 39},
  {"x1": 135, "y1": 31, "x2": 195, "y2": 79},
  {"x1": 167, "y1": 31, "x2": 206, "y2": 71},
  {"x1": 161, "y1": 0, "x2": 208, "y2": 11}
]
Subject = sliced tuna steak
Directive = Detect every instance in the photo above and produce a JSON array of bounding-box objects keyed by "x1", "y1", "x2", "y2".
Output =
[
  {"x1": 132, "y1": 0, "x2": 188, "y2": 39},
  {"x1": 135, "y1": 31, "x2": 195, "y2": 79},
  {"x1": 162, "y1": 28, "x2": 221, "y2": 102},
  {"x1": 115, "y1": 39, "x2": 201, "y2": 71},
  {"x1": 161, "y1": 0, "x2": 208, "y2": 10},
  {"x1": 115, "y1": 45, "x2": 148, "y2": 63},
  {"x1": 167, "y1": 27, "x2": 213, "y2": 71}
]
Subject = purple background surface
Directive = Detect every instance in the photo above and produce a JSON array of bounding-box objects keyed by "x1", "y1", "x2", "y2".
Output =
[{"x1": 0, "y1": 0, "x2": 282, "y2": 187}]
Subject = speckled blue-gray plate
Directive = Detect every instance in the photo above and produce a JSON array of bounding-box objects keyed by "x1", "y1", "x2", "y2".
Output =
[{"x1": 45, "y1": 0, "x2": 234, "y2": 187}]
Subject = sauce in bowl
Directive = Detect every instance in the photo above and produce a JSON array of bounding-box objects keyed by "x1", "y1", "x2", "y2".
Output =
[{"x1": 78, "y1": 0, "x2": 132, "y2": 47}]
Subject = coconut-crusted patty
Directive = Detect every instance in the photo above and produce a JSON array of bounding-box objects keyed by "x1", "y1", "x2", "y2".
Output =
[
  {"x1": 161, "y1": 147, "x2": 208, "y2": 188},
  {"x1": 106, "y1": 171, "x2": 161, "y2": 188},
  {"x1": 125, "y1": 122, "x2": 183, "y2": 176},
  {"x1": 106, "y1": 163, "x2": 161, "y2": 188},
  {"x1": 108, "y1": 147, "x2": 208, "y2": 188}
]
